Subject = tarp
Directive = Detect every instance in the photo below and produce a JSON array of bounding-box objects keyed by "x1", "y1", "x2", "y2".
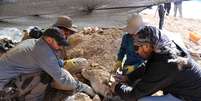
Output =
[
  {"x1": 0, "y1": 27, "x2": 23, "y2": 42},
  {"x1": 0, "y1": 0, "x2": 171, "y2": 28},
  {"x1": 0, "y1": 0, "x2": 172, "y2": 19}
]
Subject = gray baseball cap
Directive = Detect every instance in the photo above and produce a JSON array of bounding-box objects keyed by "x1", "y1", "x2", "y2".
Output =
[{"x1": 53, "y1": 16, "x2": 78, "y2": 33}]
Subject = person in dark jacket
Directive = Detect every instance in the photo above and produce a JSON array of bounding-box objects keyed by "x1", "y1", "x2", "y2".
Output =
[{"x1": 111, "y1": 23, "x2": 201, "y2": 101}]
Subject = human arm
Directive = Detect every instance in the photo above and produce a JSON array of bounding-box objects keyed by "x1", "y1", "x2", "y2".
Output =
[
  {"x1": 113, "y1": 59, "x2": 178, "y2": 100},
  {"x1": 32, "y1": 45, "x2": 95, "y2": 96}
]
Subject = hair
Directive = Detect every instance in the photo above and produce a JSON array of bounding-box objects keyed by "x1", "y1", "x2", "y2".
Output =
[{"x1": 42, "y1": 27, "x2": 65, "y2": 43}]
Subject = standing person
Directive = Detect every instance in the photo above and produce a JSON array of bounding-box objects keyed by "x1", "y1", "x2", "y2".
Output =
[
  {"x1": 158, "y1": 4, "x2": 165, "y2": 29},
  {"x1": 0, "y1": 16, "x2": 95, "y2": 101},
  {"x1": 174, "y1": 0, "x2": 183, "y2": 18},
  {"x1": 164, "y1": 2, "x2": 171, "y2": 16},
  {"x1": 110, "y1": 14, "x2": 201, "y2": 101}
]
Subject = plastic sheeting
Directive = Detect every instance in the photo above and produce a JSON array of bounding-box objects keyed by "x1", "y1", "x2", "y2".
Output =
[
  {"x1": 0, "y1": 0, "x2": 172, "y2": 28},
  {"x1": 0, "y1": 28, "x2": 23, "y2": 42},
  {"x1": 0, "y1": 0, "x2": 171, "y2": 19}
]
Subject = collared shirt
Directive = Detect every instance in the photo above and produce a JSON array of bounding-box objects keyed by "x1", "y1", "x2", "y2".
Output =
[{"x1": 0, "y1": 38, "x2": 78, "y2": 90}]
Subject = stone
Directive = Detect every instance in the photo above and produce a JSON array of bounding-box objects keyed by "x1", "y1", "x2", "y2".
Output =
[
  {"x1": 81, "y1": 67, "x2": 112, "y2": 97},
  {"x1": 65, "y1": 92, "x2": 93, "y2": 101},
  {"x1": 92, "y1": 95, "x2": 101, "y2": 101}
]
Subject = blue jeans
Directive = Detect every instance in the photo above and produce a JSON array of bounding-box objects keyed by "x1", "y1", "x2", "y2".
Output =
[{"x1": 138, "y1": 94, "x2": 182, "y2": 101}]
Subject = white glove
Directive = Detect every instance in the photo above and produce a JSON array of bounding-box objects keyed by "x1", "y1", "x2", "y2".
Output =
[{"x1": 168, "y1": 56, "x2": 189, "y2": 70}]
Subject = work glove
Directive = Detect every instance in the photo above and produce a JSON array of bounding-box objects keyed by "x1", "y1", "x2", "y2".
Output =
[
  {"x1": 113, "y1": 60, "x2": 122, "y2": 72},
  {"x1": 168, "y1": 56, "x2": 189, "y2": 70},
  {"x1": 64, "y1": 58, "x2": 88, "y2": 73},
  {"x1": 114, "y1": 74, "x2": 128, "y2": 83},
  {"x1": 122, "y1": 65, "x2": 136, "y2": 75},
  {"x1": 76, "y1": 81, "x2": 96, "y2": 97}
]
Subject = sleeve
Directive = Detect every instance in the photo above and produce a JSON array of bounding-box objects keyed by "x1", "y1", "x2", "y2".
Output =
[
  {"x1": 145, "y1": 26, "x2": 178, "y2": 58},
  {"x1": 117, "y1": 34, "x2": 128, "y2": 61},
  {"x1": 33, "y1": 47, "x2": 79, "y2": 90},
  {"x1": 115, "y1": 61, "x2": 178, "y2": 100},
  {"x1": 126, "y1": 66, "x2": 146, "y2": 82}
]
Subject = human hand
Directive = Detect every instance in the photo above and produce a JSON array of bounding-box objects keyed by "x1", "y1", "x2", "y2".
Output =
[
  {"x1": 113, "y1": 61, "x2": 122, "y2": 72},
  {"x1": 78, "y1": 83, "x2": 96, "y2": 97},
  {"x1": 122, "y1": 65, "x2": 135, "y2": 75},
  {"x1": 110, "y1": 81, "x2": 118, "y2": 93},
  {"x1": 114, "y1": 74, "x2": 128, "y2": 83},
  {"x1": 168, "y1": 56, "x2": 189, "y2": 70}
]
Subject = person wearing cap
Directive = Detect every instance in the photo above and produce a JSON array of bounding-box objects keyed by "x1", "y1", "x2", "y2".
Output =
[
  {"x1": 53, "y1": 16, "x2": 78, "y2": 38},
  {"x1": 111, "y1": 14, "x2": 201, "y2": 101},
  {"x1": 0, "y1": 27, "x2": 95, "y2": 101},
  {"x1": 51, "y1": 16, "x2": 86, "y2": 71}
]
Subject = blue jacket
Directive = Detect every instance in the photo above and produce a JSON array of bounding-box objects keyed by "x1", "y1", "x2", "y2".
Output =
[{"x1": 118, "y1": 33, "x2": 144, "y2": 67}]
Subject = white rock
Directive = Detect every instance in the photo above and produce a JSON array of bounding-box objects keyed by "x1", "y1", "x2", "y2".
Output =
[
  {"x1": 65, "y1": 92, "x2": 93, "y2": 101},
  {"x1": 81, "y1": 68, "x2": 112, "y2": 97}
]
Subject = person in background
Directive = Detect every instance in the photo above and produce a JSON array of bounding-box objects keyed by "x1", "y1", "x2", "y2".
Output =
[
  {"x1": 164, "y1": 2, "x2": 171, "y2": 16},
  {"x1": 174, "y1": 0, "x2": 183, "y2": 18},
  {"x1": 158, "y1": 4, "x2": 165, "y2": 29}
]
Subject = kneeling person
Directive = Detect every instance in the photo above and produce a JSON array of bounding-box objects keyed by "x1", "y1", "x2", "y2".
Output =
[{"x1": 0, "y1": 27, "x2": 95, "y2": 101}]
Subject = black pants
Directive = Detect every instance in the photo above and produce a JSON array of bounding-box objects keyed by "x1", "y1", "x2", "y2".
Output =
[
  {"x1": 164, "y1": 3, "x2": 171, "y2": 15},
  {"x1": 158, "y1": 5, "x2": 165, "y2": 29}
]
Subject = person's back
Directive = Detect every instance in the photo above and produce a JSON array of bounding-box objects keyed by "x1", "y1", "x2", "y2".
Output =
[
  {"x1": 146, "y1": 53, "x2": 201, "y2": 101},
  {"x1": 165, "y1": 61, "x2": 201, "y2": 101},
  {"x1": 0, "y1": 39, "x2": 42, "y2": 89}
]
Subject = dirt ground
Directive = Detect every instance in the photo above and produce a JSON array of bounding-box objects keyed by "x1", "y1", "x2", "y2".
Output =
[
  {"x1": 142, "y1": 12, "x2": 201, "y2": 38},
  {"x1": 64, "y1": 12, "x2": 201, "y2": 71}
]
